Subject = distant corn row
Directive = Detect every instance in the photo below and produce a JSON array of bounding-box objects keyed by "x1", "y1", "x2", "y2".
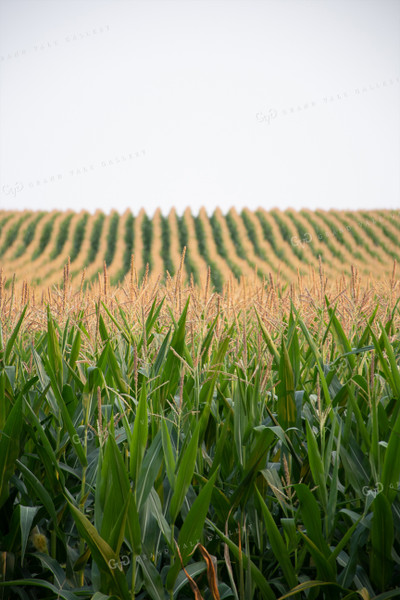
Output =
[
  {"x1": 0, "y1": 207, "x2": 399, "y2": 290},
  {"x1": 1, "y1": 255, "x2": 400, "y2": 598}
]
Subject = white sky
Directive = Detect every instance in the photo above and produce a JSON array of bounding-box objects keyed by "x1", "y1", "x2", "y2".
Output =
[{"x1": 0, "y1": 0, "x2": 399, "y2": 216}]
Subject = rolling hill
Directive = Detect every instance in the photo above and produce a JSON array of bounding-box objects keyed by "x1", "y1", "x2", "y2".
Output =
[{"x1": 0, "y1": 207, "x2": 399, "y2": 290}]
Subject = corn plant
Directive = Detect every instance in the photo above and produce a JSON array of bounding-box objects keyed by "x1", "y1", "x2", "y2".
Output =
[
  {"x1": 208, "y1": 212, "x2": 241, "y2": 280},
  {"x1": 51, "y1": 213, "x2": 74, "y2": 260},
  {"x1": 70, "y1": 214, "x2": 89, "y2": 263},
  {"x1": 104, "y1": 212, "x2": 119, "y2": 267},
  {"x1": 160, "y1": 215, "x2": 175, "y2": 278},
  {"x1": 88, "y1": 213, "x2": 106, "y2": 265},
  {"x1": 32, "y1": 213, "x2": 60, "y2": 260},
  {"x1": 0, "y1": 284, "x2": 400, "y2": 599},
  {"x1": 193, "y1": 215, "x2": 223, "y2": 292},
  {"x1": 14, "y1": 213, "x2": 45, "y2": 259}
]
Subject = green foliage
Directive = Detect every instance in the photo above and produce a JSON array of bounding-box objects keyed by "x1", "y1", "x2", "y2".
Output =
[
  {"x1": 287, "y1": 210, "x2": 327, "y2": 262},
  {"x1": 270, "y1": 209, "x2": 305, "y2": 261},
  {"x1": 32, "y1": 213, "x2": 59, "y2": 259},
  {"x1": 50, "y1": 213, "x2": 73, "y2": 259},
  {"x1": 0, "y1": 214, "x2": 30, "y2": 257},
  {"x1": 140, "y1": 213, "x2": 153, "y2": 279},
  {"x1": 240, "y1": 210, "x2": 268, "y2": 261},
  {"x1": 208, "y1": 212, "x2": 242, "y2": 279},
  {"x1": 380, "y1": 210, "x2": 400, "y2": 233},
  {"x1": 344, "y1": 211, "x2": 399, "y2": 261},
  {"x1": 225, "y1": 211, "x2": 247, "y2": 259},
  {"x1": 193, "y1": 214, "x2": 223, "y2": 292},
  {"x1": 70, "y1": 213, "x2": 89, "y2": 262},
  {"x1": 360, "y1": 212, "x2": 400, "y2": 255},
  {"x1": 0, "y1": 214, "x2": 13, "y2": 237},
  {"x1": 255, "y1": 210, "x2": 287, "y2": 262},
  {"x1": 104, "y1": 212, "x2": 119, "y2": 267},
  {"x1": 300, "y1": 210, "x2": 345, "y2": 262},
  {"x1": 113, "y1": 213, "x2": 135, "y2": 285},
  {"x1": 160, "y1": 214, "x2": 175, "y2": 277},
  {"x1": 334, "y1": 213, "x2": 383, "y2": 262},
  {"x1": 315, "y1": 211, "x2": 364, "y2": 261},
  {"x1": 122, "y1": 212, "x2": 135, "y2": 275},
  {"x1": 1, "y1": 209, "x2": 397, "y2": 289},
  {"x1": 87, "y1": 212, "x2": 106, "y2": 264},
  {"x1": 14, "y1": 213, "x2": 45, "y2": 258},
  {"x1": 176, "y1": 214, "x2": 199, "y2": 283},
  {"x1": 1, "y1": 298, "x2": 400, "y2": 598}
]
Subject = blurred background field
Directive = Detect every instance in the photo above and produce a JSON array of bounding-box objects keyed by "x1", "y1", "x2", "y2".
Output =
[{"x1": 0, "y1": 208, "x2": 399, "y2": 294}]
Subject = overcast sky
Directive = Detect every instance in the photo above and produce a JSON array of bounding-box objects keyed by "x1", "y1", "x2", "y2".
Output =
[{"x1": 0, "y1": 0, "x2": 399, "y2": 216}]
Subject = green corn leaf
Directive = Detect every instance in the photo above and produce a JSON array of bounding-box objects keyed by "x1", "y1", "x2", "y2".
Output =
[
  {"x1": 293, "y1": 310, "x2": 334, "y2": 419},
  {"x1": 33, "y1": 552, "x2": 67, "y2": 588},
  {"x1": 371, "y1": 591, "x2": 400, "y2": 600},
  {"x1": 144, "y1": 296, "x2": 165, "y2": 339},
  {"x1": 200, "y1": 312, "x2": 219, "y2": 366},
  {"x1": 32, "y1": 349, "x2": 60, "y2": 420},
  {"x1": 295, "y1": 484, "x2": 331, "y2": 558},
  {"x1": 207, "y1": 520, "x2": 276, "y2": 600},
  {"x1": 102, "y1": 302, "x2": 129, "y2": 342},
  {"x1": 209, "y1": 412, "x2": 232, "y2": 478},
  {"x1": 67, "y1": 501, "x2": 130, "y2": 599},
  {"x1": 166, "y1": 469, "x2": 219, "y2": 590},
  {"x1": 47, "y1": 307, "x2": 63, "y2": 390},
  {"x1": 69, "y1": 326, "x2": 82, "y2": 371},
  {"x1": 23, "y1": 399, "x2": 65, "y2": 485},
  {"x1": 98, "y1": 313, "x2": 109, "y2": 342},
  {"x1": 327, "y1": 513, "x2": 362, "y2": 567},
  {"x1": 379, "y1": 324, "x2": 400, "y2": 399},
  {"x1": 297, "y1": 531, "x2": 336, "y2": 582},
  {"x1": 39, "y1": 351, "x2": 87, "y2": 466},
  {"x1": 255, "y1": 310, "x2": 280, "y2": 364},
  {"x1": 306, "y1": 421, "x2": 328, "y2": 511},
  {"x1": 169, "y1": 422, "x2": 200, "y2": 523},
  {"x1": 327, "y1": 431, "x2": 341, "y2": 537},
  {"x1": 288, "y1": 320, "x2": 301, "y2": 391},
  {"x1": 108, "y1": 494, "x2": 131, "y2": 557},
  {"x1": 198, "y1": 333, "x2": 231, "y2": 443},
  {"x1": 277, "y1": 339, "x2": 296, "y2": 430},
  {"x1": 230, "y1": 426, "x2": 275, "y2": 509},
  {"x1": 370, "y1": 493, "x2": 394, "y2": 591},
  {"x1": 326, "y1": 305, "x2": 355, "y2": 370},
  {"x1": 346, "y1": 385, "x2": 370, "y2": 450},
  {"x1": 358, "y1": 303, "x2": 379, "y2": 348},
  {"x1": 147, "y1": 487, "x2": 173, "y2": 550},
  {"x1": 4, "y1": 305, "x2": 27, "y2": 364},
  {"x1": 368, "y1": 324, "x2": 400, "y2": 407},
  {"x1": 0, "y1": 397, "x2": 23, "y2": 508},
  {"x1": 255, "y1": 486, "x2": 297, "y2": 588},
  {"x1": 136, "y1": 430, "x2": 163, "y2": 510},
  {"x1": 105, "y1": 341, "x2": 128, "y2": 395},
  {"x1": 130, "y1": 382, "x2": 148, "y2": 484},
  {"x1": 233, "y1": 384, "x2": 246, "y2": 466},
  {"x1": 0, "y1": 579, "x2": 87, "y2": 600},
  {"x1": 161, "y1": 419, "x2": 176, "y2": 488},
  {"x1": 16, "y1": 460, "x2": 62, "y2": 538},
  {"x1": 276, "y1": 580, "x2": 351, "y2": 600},
  {"x1": 137, "y1": 554, "x2": 165, "y2": 600},
  {"x1": 20, "y1": 505, "x2": 39, "y2": 564},
  {"x1": 101, "y1": 436, "x2": 141, "y2": 554},
  {"x1": 152, "y1": 328, "x2": 171, "y2": 377},
  {"x1": 381, "y1": 406, "x2": 400, "y2": 503},
  {"x1": 160, "y1": 298, "x2": 190, "y2": 405},
  {"x1": 173, "y1": 562, "x2": 207, "y2": 597}
]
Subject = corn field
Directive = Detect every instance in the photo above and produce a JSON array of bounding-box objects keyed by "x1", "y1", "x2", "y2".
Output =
[
  {"x1": 1, "y1": 208, "x2": 400, "y2": 291},
  {"x1": 1, "y1": 252, "x2": 400, "y2": 599}
]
